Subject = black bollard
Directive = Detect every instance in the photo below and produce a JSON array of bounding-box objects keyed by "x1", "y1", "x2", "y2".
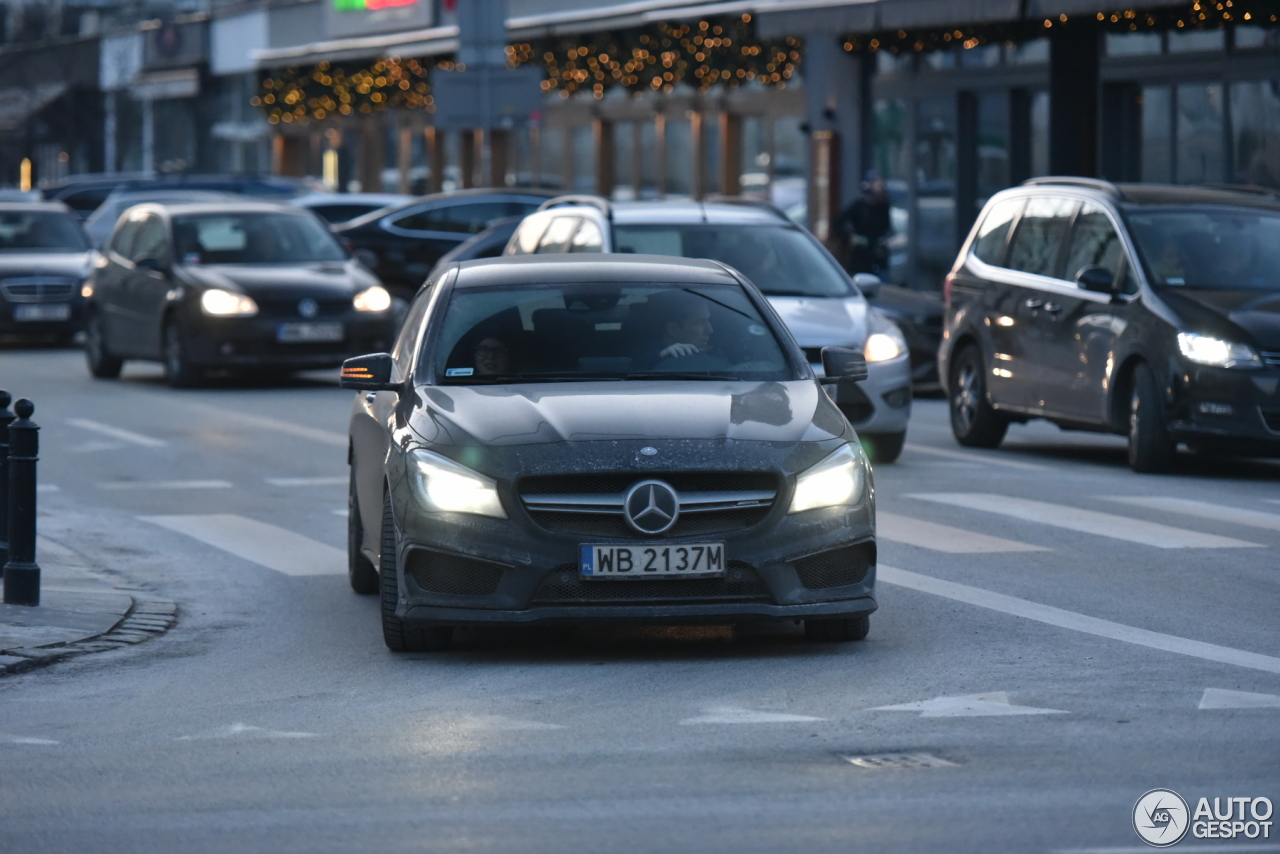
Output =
[
  {"x1": 0, "y1": 390, "x2": 12, "y2": 572},
  {"x1": 3, "y1": 398, "x2": 40, "y2": 606}
]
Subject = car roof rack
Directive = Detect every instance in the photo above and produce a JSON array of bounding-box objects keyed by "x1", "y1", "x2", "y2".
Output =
[
  {"x1": 537, "y1": 195, "x2": 612, "y2": 219},
  {"x1": 700, "y1": 195, "x2": 791, "y2": 220},
  {"x1": 1020, "y1": 176, "x2": 1120, "y2": 197}
]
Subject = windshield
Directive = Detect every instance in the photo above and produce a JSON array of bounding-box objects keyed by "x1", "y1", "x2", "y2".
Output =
[
  {"x1": 0, "y1": 210, "x2": 89, "y2": 252},
  {"x1": 1127, "y1": 207, "x2": 1280, "y2": 290},
  {"x1": 427, "y1": 282, "x2": 797, "y2": 384},
  {"x1": 612, "y1": 224, "x2": 853, "y2": 297},
  {"x1": 171, "y1": 213, "x2": 346, "y2": 264}
]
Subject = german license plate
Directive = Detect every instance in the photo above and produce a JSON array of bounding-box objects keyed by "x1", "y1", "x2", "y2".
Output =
[
  {"x1": 580, "y1": 542, "x2": 725, "y2": 578},
  {"x1": 14, "y1": 303, "x2": 71, "y2": 322},
  {"x1": 277, "y1": 322, "x2": 343, "y2": 343}
]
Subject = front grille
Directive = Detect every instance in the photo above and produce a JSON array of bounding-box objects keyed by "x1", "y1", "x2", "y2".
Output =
[
  {"x1": 404, "y1": 548, "x2": 505, "y2": 596},
  {"x1": 793, "y1": 543, "x2": 875, "y2": 589},
  {"x1": 1, "y1": 277, "x2": 77, "y2": 303},
  {"x1": 1261, "y1": 408, "x2": 1280, "y2": 433},
  {"x1": 1261, "y1": 351, "x2": 1280, "y2": 368},
  {"x1": 254, "y1": 297, "x2": 352, "y2": 318},
  {"x1": 532, "y1": 560, "x2": 772, "y2": 603},
  {"x1": 528, "y1": 506, "x2": 773, "y2": 538},
  {"x1": 520, "y1": 472, "x2": 777, "y2": 495}
]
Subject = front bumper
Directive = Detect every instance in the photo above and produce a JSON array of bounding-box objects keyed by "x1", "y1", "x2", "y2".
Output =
[
  {"x1": 1168, "y1": 360, "x2": 1280, "y2": 454},
  {"x1": 0, "y1": 297, "x2": 85, "y2": 335},
  {"x1": 182, "y1": 312, "x2": 395, "y2": 370}
]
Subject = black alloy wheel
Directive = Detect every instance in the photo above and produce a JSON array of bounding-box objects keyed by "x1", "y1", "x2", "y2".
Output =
[
  {"x1": 862, "y1": 431, "x2": 906, "y2": 464},
  {"x1": 949, "y1": 345, "x2": 1009, "y2": 448},
  {"x1": 163, "y1": 318, "x2": 201, "y2": 389},
  {"x1": 84, "y1": 311, "x2": 123, "y2": 379},
  {"x1": 347, "y1": 471, "x2": 379, "y2": 595},
  {"x1": 804, "y1": 614, "x2": 870, "y2": 643},
  {"x1": 1127, "y1": 362, "x2": 1177, "y2": 473},
  {"x1": 379, "y1": 494, "x2": 452, "y2": 653}
]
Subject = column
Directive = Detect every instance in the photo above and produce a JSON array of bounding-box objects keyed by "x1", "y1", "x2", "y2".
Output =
[
  {"x1": 1049, "y1": 21, "x2": 1101, "y2": 177},
  {"x1": 691, "y1": 112, "x2": 706, "y2": 200},
  {"x1": 593, "y1": 119, "x2": 615, "y2": 198},
  {"x1": 654, "y1": 113, "x2": 667, "y2": 198},
  {"x1": 141, "y1": 97, "x2": 154, "y2": 174},
  {"x1": 804, "y1": 38, "x2": 872, "y2": 216},
  {"x1": 424, "y1": 126, "x2": 444, "y2": 194},
  {"x1": 103, "y1": 92, "x2": 117, "y2": 174},
  {"x1": 460, "y1": 129, "x2": 477, "y2": 188},
  {"x1": 719, "y1": 113, "x2": 743, "y2": 197},
  {"x1": 956, "y1": 91, "x2": 979, "y2": 247}
]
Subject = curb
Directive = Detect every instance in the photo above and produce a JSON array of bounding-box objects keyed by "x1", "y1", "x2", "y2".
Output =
[{"x1": 0, "y1": 599, "x2": 178, "y2": 676}]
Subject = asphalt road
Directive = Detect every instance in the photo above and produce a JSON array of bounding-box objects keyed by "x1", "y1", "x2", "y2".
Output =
[{"x1": 2, "y1": 345, "x2": 1278, "y2": 854}]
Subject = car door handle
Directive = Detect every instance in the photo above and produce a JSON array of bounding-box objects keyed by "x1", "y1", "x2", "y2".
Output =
[
  {"x1": 1042, "y1": 302, "x2": 1062, "y2": 314},
  {"x1": 1023, "y1": 298, "x2": 1043, "y2": 310}
]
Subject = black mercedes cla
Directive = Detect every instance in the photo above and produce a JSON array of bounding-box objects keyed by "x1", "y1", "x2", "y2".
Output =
[{"x1": 341, "y1": 255, "x2": 877, "y2": 652}]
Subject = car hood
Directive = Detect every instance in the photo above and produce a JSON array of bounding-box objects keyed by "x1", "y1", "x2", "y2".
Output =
[
  {"x1": 0, "y1": 252, "x2": 93, "y2": 280},
  {"x1": 176, "y1": 261, "x2": 377, "y2": 297},
  {"x1": 405, "y1": 380, "x2": 847, "y2": 449},
  {"x1": 1155, "y1": 287, "x2": 1280, "y2": 350},
  {"x1": 766, "y1": 296, "x2": 867, "y2": 348}
]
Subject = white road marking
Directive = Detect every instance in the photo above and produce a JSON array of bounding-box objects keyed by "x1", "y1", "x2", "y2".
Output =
[
  {"x1": 907, "y1": 493, "x2": 1262, "y2": 549},
  {"x1": 176, "y1": 723, "x2": 317, "y2": 740},
  {"x1": 904, "y1": 443, "x2": 1046, "y2": 471},
  {"x1": 69, "y1": 440, "x2": 126, "y2": 454},
  {"x1": 266, "y1": 476, "x2": 347, "y2": 487},
  {"x1": 879, "y1": 565, "x2": 1280, "y2": 675},
  {"x1": 680, "y1": 706, "x2": 825, "y2": 725},
  {"x1": 4, "y1": 736, "x2": 59, "y2": 745},
  {"x1": 869, "y1": 691, "x2": 1066, "y2": 717},
  {"x1": 140, "y1": 514, "x2": 345, "y2": 576},
  {"x1": 179, "y1": 403, "x2": 347, "y2": 447},
  {"x1": 99, "y1": 480, "x2": 232, "y2": 490},
  {"x1": 66, "y1": 418, "x2": 166, "y2": 448},
  {"x1": 332, "y1": 509, "x2": 348, "y2": 517},
  {"x1": 877, "y1": 511, "x2": 1047, "y2": 554},
  {"x1": 1107, "y1": 496, "x2": 1280, "y2": 532},
  {"x1": 36, "y1": 484, "x2": 59, "y2": 493},
  {"x1": 449, "y1": 715, "x2": 566, "y2": 731},
  {"x1": 1199, "y1": 688, "x2": 1280, "y2": 710}
]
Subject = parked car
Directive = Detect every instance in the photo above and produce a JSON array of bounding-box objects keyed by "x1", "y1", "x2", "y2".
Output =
[
  {"x1": 503, "y1": 196, "x2": 913, "y2": 462},
  {"x1": 84, "y1": 202, "x2": 395, "y2": 387},
  {"x1": 289, "y1": 193, "x2": 413, "y2": 225},
  {"x1": 341, "y1": 254, "x2": 878, "y2": 651},
  {"x1": 43, "y1": 174, "x2": 305, "y2": 220},
  {"x1": 0, "y1": 202, "x2": 94, "y2": 341},
  {"x1": 84, "y1": 190, "x2": 241, "y2": 247},
  {"x1": 939, "y1": 178, "x2": 1280, "y2": 471},
  {"x1": 332, "y1": 188, "x2": 556, "y2": 299},
  {"x1": 424, "y1": 215, "x2": 524, "y2": 281}
]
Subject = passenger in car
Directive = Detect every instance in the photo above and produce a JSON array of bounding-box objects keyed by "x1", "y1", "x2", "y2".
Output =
[{"x1": 474, "y1": 337, "x2": 511, "y2": 376}]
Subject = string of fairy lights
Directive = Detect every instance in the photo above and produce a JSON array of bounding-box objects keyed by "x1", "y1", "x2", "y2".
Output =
[{"x1": 254, "y1": 3, "x2": 1276, "y2": 123}]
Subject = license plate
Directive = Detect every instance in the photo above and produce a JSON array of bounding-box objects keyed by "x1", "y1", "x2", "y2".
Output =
[
  {"x1": 580, "y1": 542, "x2": 725, "y2": 578},
  {"x1": 14, "y1": 304, "x2": 71, "y2": 322},
  {"x1": 277, "y1": 322, "x2": 344, "y2": 343}
]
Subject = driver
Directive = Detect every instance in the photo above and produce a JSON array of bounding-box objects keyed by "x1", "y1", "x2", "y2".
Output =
[{"x1": 651, "y1": 290, "x2": 715, "y2": 360}]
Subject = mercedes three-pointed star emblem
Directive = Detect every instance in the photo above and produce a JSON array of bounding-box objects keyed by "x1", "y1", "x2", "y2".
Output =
[{"x1": 623, "y1": 479, "x2": 680, "y2": 535}]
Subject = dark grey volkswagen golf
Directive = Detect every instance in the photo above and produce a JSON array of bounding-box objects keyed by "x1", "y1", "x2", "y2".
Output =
[{"x1": 341, "y1": 255, "x2": 876, "y2": 652}]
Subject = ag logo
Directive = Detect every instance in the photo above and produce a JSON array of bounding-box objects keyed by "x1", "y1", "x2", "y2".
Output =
[{"x1": 1134, "y1": 789, "x2": 1191, "y2": 847}]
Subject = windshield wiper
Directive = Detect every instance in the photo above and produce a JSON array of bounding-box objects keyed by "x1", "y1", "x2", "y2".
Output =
[
  {"x1": 625, "y1": 372, "x2": 739, "y2": 381},
  {"x1": 445, "y1": 373, "x2": 624, "y2": 384}
]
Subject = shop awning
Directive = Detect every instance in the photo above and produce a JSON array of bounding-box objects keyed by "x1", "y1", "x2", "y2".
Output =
[
  {"x1": 0, "y1": 82, "x2": 69, "y2": 132},
  {"x1": 251, "y1": 24, "x2": 460, "y2": 67}
]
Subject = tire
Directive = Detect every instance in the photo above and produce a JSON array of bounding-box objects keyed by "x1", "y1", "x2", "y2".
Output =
[
  {"x1": 84, "y1": 311, "x2": 123, "y2": 379},
  {"x1": 379, "y1": 494, "x2": 452, "y2": 653},
  {"x1": 163, "y1": 319, "x2": 202, "y2": 389},
  {"x1": 861, "y1": 431, "x2": 906, "y2": 464},
  {"x1": 347, "y1": 472, "x2": 379, "y2": 595},
  {"x1": 804, "y1": 614, "x2": 870, "y2": 643},
  {"x1": 1127, "y1": 362, "x2": 1176, "y2": 473},
  {"x1": 949, "y1": 345, "x2": 1008, "y2": 448}
]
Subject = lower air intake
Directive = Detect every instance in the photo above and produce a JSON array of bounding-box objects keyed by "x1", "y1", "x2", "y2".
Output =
[
  {"x1": 405, "y1": 548, "x2": 505, "y2": 596},
  {"x1": 794, "y1": 542, "x2": 875, "y2": 589}
]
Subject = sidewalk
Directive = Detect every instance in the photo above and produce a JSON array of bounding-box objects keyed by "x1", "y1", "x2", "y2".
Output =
[{"x1": 0, "y1": 536, "x2": 176, "y2": 675}]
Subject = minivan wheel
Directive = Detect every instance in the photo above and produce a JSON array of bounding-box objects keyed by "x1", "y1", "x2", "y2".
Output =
[
  {"x1": 1127, "y1": 362, "x2": 1176, "y2": 473},
  {"x1": 862, "y1": 431, "x2": 906, "y2": 464},
  {"x1": 84, "y1": 311, "x2": 123, "y2": 379},
  {"x1": 163, "y1": 319, "x2": 202, "y2": 388},
  {"x1": 804, "y1": 615, "x2": 870, "y2": 643},
  {"x1": 949, "y1": 345, "x2": 1008, "y2": 448},
  {"x1": 380, "y1": 494, "x2": 452, "y2": 653},
  {"x1": 347, "y1": 472, "x2": 379, "y2": 595}
]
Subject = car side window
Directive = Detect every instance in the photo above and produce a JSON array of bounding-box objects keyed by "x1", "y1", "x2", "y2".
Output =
[
  {"x1": 393, "y1": 286, "x2": 433, "y2": 376},
  {"x1": 1063, "y1": 202, "x2": 1124, "y2": 283},
  {"x1": 569, "y1": 219, "x2": 603, "y2": 253},
  {"x1": 130, "y1": 215, "x2": 168, "y2": 264},
  {"x1": 108, "y1": 218, "x2": 141, "y2": 259},
  {"x1": 508, "y1": 212, "x2": 551, "y2": 255},
  {"x1": 393, "y1": 202, "x2": 511, "y2": 235},
  {"x1": 1005, "y1": 197, "x2": 1077, "y2": 279},
  {"x1": 971, "y1": 198, "x2": 1023, "y2": 266},
  {"x1": 535, "y1": 217, "x2": 580, "y2": 253}
]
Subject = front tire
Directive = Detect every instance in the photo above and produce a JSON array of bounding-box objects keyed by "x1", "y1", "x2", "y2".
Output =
[
  {"x1": 380, "y1": 494, "x2": 452, "y2": 652},
  {"x1": 861, "y1": 431, "x2": 906, "y2": 464},
  {"x1": 163, "y1": 319, "x2": 202, "y2": 389},
  {"x1": 949, "y1": 345, "x2": 1008, "y2": 448},
  {"x1": 347, "y1": 472, "x2": 379, "y2": 595},
  {"x1": 804, "y1": 614, "x2": 870, "y2": 643},
  {"x1": 84, "y1": 311, "x2": 123, "y2": 379},
  {"x1": 1127, "y1": 362, "x2": 1176, "y2": 473}
]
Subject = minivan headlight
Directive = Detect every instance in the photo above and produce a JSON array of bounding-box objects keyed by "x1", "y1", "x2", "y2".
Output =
[
  {"x1": 409, "y1": 449, "x2": 506, "y2": 518},
  {"x1": 200, "y1": 288, "x2": 258, "y2": 317},
  {"x1": 789, "y1": 443, "x2": 867, "y2": 514},
  {"x1": 1176, "y1": 332, "x2": 1261, "y2": 369}
]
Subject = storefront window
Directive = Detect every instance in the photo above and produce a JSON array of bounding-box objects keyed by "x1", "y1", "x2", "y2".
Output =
[
  {"x1": 977, "y1": 92, "x2": 1010, "y2": 207},
  {"x1": 704, "y1": 115, "x2": 721, "y2": 196},
  {"x1": 1231, "y1": 80, "x2": 1280, "y2": 188},
  {"x1": 1169, "y1": 28, "x2": 1225, "y2": 53},
  {"x1": 666, "y1": 118, "x2": 693, "y2": 196},
  {"x1": 740, "y1": 115, "x2": 768, "y2": 199},
  {"x1": 924, "y1": 48, "x2": 956, "y2": 70},
  {"x1": 1010, "y1": 38, "x2": 1049, "y2": 64},
  {"x1": 639, "y1": 120, "x2": 658, "y2": 198},
  {"x1": 572, "y1": 125, "x2": 594, "y2": 192},
  {"x1": 960, "y1": 44, "x2": 1001, "y2": 68},
  {"x1": 540, "y1": 127, "x2": 563, "y2": 190},
  {"x1": 770, "y1": 115, "x2": 807, "y2": 212},
  {"x1": 1234, "y1": 25, "x2": 1279, "y2": 50},
  {"x1": 1141, "y1": 86, "x2": 1173, "y2": 182},
  {"x1": 613, "y1": 121, "x2": 634, "y2": 199},
  {"x1": 1176, "y1": 83, "x2": 1225, "y2": 183},
  {"x1": 1106, "y1": 32, "x2": 1163, "y2": 56},
  {"x1": 916, "y1": 96, "x2": 957, "y2": 288}
]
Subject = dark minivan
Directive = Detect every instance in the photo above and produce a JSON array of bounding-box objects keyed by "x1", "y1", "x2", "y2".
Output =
[{"x1": 939, "y1": 178, "x2": 1280, "y2": 471}]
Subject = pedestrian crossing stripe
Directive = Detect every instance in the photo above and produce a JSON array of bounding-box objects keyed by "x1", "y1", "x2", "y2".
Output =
[
  {"x1": 1105, "y1": 496, "x2": 1280, "y2": 533},
  {"x1": 876, "y1": 511, "x2": 1047, "y2": 553},
  {"x1": 140, "y1": 514, "x2": 345, "y2": 576}
]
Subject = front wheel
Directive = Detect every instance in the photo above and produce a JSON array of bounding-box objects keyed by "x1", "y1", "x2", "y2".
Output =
[
  {"x1": 861, "y1": 431, "x2": 905, "y2": 464},
  {"x1": 949, "y1": 345, "x2": 1008, "y2": 448},
  {"x1": 1127, "y1": 362, "x2": 1176, "y2": 473},
  {"x1": 380, "y1": 494, "x2": 452, "y2": 652},
  {"x1": 163, "y1": 319, "x2": 202, "y2": 389},
  {"x1": 84, "y1": 311, "x2": 123, "y2": 379},
  {"x1": 804, "y1": 615, "x2": 870, "y2": 643}
]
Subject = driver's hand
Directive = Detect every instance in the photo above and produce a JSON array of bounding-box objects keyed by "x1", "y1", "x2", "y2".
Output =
[{"x1": 659, "y1": 342, "x2": 700, "y2": 359}]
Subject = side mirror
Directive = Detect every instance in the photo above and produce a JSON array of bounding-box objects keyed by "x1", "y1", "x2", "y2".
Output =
[
  {"x1": 852, "y1": 272, "x2": 882, "y2": 299},
  {"x1": 1075, "y1": 265, "x2": 1117, "y2": 295},
  {"x1": 820, "y1": 346, "x2": 868, "y2": 382},
  {"x1": 339, "y1": 353, "x2": 401, "y2": 391},
  {"x1": 135, "y1": 256, "x2": 166, "y2": 273}
]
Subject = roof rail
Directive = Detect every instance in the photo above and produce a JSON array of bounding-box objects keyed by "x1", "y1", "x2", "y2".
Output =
[
  {"x1": 537, "y1": 194, "x2": 612, "y2": 219},
  {"x1": 1021, "y1": 176, "x2": 1120, "y2": 196},
  {"x1": 1196, "y1": 183, "x2": 1280, "y2": 200},
  {"x1": 701, "y1": 195, "x2": 790, "y2": 220}
]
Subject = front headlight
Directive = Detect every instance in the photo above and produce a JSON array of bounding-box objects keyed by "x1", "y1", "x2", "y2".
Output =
[
  {"x1": 864, "y1": 311, "x2": 907, "y2": 362},
  {"x1": 1176, "y1": 332, "x2": 1261, "y2": 369},
  {"x1": 353, "y1": 285, "x2": 392, "y2": 313},
  {"x1": 409, "y1": 449, "x2": 506, "y2": 519},
  {"x1": 201, "y1": 288, "x2": 258, "y2": 317},
  {"x1": 789, "y1": 443, "x2": 867, "y2": 514}
]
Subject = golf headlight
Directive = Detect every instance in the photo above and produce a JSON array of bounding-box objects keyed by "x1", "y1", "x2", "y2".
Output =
[
  {"x1": 864, "y1": 311, "x2": 907, "y2": 362},
  {"x1": 409, "y1": 449, "x2": 506, "y2": 518},
  {"x1": 1176, "y1": 332, "x2": 1261, "y2": 369},
  {"x1": 353, "y1": 285, "x2": 392, "y2": 313},
  {"x1": 201, "y1": 288, "x2": 258, "y2": 317},
  {"x1": 789, "y1": 443, "x2": 866, "y2": 514}
]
